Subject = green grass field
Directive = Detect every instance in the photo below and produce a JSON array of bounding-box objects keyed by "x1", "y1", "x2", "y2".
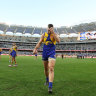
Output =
[{"x1": 0, "y1": 55, "x2": 96, "y2": 96}]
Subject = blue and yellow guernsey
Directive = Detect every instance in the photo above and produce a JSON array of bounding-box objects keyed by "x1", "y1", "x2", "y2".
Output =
[
  {"x1": 13, "y1": 45, "x2": 17, "y2": 51},
  {"x1": 43, "y1": 32, "x2": 56, "y2": 49},
  {"x1": 11, "y1": 45, "x2": 17, "y2": 57},
  {"x1": 0, "y1": 48, "x2": 2, "y2": 55},
  {"x1": 42, "y1": 32, "x2": 56, "y2": 60}
]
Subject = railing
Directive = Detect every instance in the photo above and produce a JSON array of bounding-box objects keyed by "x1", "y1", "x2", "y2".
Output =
[{"x1": 2, "y1": 48, "x2": 96, "y2": 52}]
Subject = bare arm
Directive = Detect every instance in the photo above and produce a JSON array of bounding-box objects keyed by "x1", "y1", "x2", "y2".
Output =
[
  {"x1": 53, "y1": 32, "x2": 60, "y2": 43},
  {"x1": 35, "y1": 34, "x2": 44, "y2": 49},
  {"x1": 9, "y1": 49, "x2": 11, "y2": 54},
  {"x1": 33, "y1": 34, "x2": 44, "y2": 54}
]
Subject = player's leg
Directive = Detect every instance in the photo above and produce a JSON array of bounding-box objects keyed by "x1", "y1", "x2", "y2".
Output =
[
  {"x1": 49, "y1": 58, "x2": 55, "y2": 83},
  {"x1": 43, "y1": 60, "x2": 49, "y2": 85},
  {"x1": 35, "y1": 54, "x2": 37, "y2": 59},
  {"x1": 14, "y1": 58, "x2": 16, "y2": 64},
  {"x1": 9, "y1": 56, "x2": 14, "y2": 67},
  {"x1": 35, "y1": 56, "x2": 37, "y2": 59},
  {"x1": 42, "y1": 51, "x2": 49, "y2": 85},
  {"x1": 11, "y1": 53, "x2": 15, "y2": 64},
  {"x1": 13, "y1": 57, "x2": 17, "y2": 66},
  {"x1": 13, "y1": 52, "x2": 17, "y2": 66},
  {"x1": 9, "y1": 55, "x2": 12, "y2": 62},
  {"x1": 9, "y1": 51, "x2": 14, "y2": 67},
  {"x1": 48, "y1": 58, "x2": 56, "y2": 93},
  {"x1": 12, "y1": 57, "x2": 14, "y2": 64}
]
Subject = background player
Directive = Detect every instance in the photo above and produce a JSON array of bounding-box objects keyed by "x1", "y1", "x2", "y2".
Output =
[
  {"x1": 35, "y1": 53, "x2": 38, "y2": 59},
  {"x1": 9, "y1": 43, "x2": 17, "y2": 67},
  {"x1": 33, "y1": 24, "x2": 60, "y2": 93},
  {"x1": 61, "y1": 53, "x2": 64, "y2": 59},
  {"x1": 9, "y1": 47, "x2": 13, "y2": 62},
  {"x1": 0, "y1": 48, "x2": 2, "y2": 60}
]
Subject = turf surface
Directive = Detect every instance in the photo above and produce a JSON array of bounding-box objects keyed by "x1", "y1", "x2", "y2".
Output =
[{"x1": 0, "y1": 55, "x2": 96, "y2": 96}]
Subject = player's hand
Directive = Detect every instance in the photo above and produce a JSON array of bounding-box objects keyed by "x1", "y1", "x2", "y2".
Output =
[
  {"x1": 49, "y1": 27, "x2": 54, "y2": 34},
  {"x1": 33, "y1": 48, "x2": 37, "y2": 54}
]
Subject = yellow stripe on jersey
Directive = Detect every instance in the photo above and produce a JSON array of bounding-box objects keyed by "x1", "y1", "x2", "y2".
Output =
[
  {"x1": 43, "y1": 32, "x2": 48, "y2": 43},
  {"x1": 13, "y1": 46, "x2": 17, "y2": 51}
]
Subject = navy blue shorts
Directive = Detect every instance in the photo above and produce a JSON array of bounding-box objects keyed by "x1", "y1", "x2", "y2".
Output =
[
  {"x1": 10, "y1": 52, "x2": 12, "y2": 56},
  {"x1": 0, "y1": 52, "x2": 1, "y2": 55},
  {"x1": 11, "y1": 50, "x2": 16, "y2": 57},
  {"x1": 42, "y1": 50, "x2": 56, "y2": 61}
]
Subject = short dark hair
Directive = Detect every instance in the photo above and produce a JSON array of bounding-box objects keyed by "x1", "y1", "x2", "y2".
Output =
[{"x1": 48, "y1": 24, "x2": 53, "y2": 28}]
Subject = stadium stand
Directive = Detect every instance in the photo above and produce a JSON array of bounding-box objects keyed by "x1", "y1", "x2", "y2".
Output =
[
  {"x1": 57, "y1": 27, "x2": 65, "y2": 34},
  {"x1": 6, "y1": 25, "x2": 17, "y2": 32},
  {"x1": 1, "y1": 22, "x2": 96, "y2": 57},
  {"x1": 33, "y1": 28, "x2": 41, "y2": 34},
  {"x1": 15, "y1": 26, "x2": 25, "y2": 33},
  {"x1": 25, "y1": 27, "x2": 34, "y2": 34},
  {"x1": 0, "y1": 23, "x2": 8, "y2": 31},
  {"x1": 42, "y1": 28, "x2": 47, "y2": 34}
]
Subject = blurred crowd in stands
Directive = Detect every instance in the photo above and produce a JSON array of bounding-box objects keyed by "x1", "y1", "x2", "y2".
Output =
[{"x1": 0, "y1": 21, "x2": 96, "y2": 56}]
